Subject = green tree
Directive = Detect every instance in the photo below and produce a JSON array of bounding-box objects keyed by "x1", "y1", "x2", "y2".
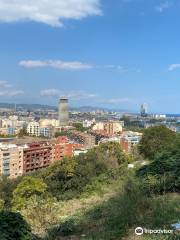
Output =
[
  {"x1": 0, "y1": 199, "x2": 4, "y2": 210},
  {"x1": 139, "y1": 126, "x2": 176, "y2": 159},
  {"x1": 95, "y1": 142, "x2": 128, "y2": 167},
  {"x1": 21, "y1": 195, "x2": 59, "y2": 235},
  {"x1": 138, "y1": 148, "x2": 180, "y2": 193},
  {"x1": 72, "y1": 123, "x2": 86, "y2": 132},
  {"x1": 0, "y1": 176, "x2": 18, "y2": 209},
  {"x1": 12, "y1": 176, "x2": 47, "y2": 210},
  {"x1": 120, "y1": 115, "x2": 131, "y2": 126},
  {"x1": 55, "y1": 131, "x2": 68, "y2": 138},
  {"x1": 0, "y1": 211, "x2": 36, "y2": 240},
  {"x1": 138, "y1": 134, "x2": 180, "y2": 193},
  {"x1": 36, "y1": 142, "x2": 128, "y2": 200},
  {"x1": 39, "y1": 157, "x2": 79, "y2": 200},
  {"x1": 18, "y1": 128, "x2": 28, "y2": 137}
]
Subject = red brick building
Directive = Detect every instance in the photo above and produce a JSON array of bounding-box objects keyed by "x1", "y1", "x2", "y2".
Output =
[
  {"x1": 23, "y1": 141, "x2": 52, "y2": 173},
  {"x1": 0, "y1": 136, "x2": 84, "y2": 178},
  {"x1": 52, "y1": 136, "x2": 83, "y2": 162}
]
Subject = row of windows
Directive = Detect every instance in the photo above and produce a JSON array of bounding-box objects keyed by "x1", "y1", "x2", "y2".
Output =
[{"x1": 26, "y1": 161, "x2": 49, "y2": 168}]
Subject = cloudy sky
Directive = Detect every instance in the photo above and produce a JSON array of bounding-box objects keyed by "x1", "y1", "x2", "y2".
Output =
[{"x1": 0, "y1": 0, "x2": 180, "y2": 113}]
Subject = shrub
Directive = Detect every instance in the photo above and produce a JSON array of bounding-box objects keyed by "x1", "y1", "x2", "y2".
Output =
[
  {"x1": 12, "y1": 176, "x2": 47, "y2": 210},
  {"x1": 139, "y1": 126, "x2": 176, "y2": 159},
  {"x1": 0, "y1": 211, "x2": 36, "y2": 240},
  {"x1": 21, "y1": 195, "x2": 59, "y2": 235}
]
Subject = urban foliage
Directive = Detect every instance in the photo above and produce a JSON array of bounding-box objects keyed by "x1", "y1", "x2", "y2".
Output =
[
  {"x1": 36, "y1": 142, "x2": 128, "y2": 200},
  {"x1": 0, "y1": 211, "x2": 38, "y2": 240},
  {"x1": 139, "y1": 125, "x2": 176, "y2": 159},
  {"x1": 0, "y1": 128, "x2": 179, "y2": 239},
  {"x1": 72, "y1": 122, "x2": 87, "y2": 132},
  {"x1": 45, "y1": 175, "x2": 180, "y2": 240},
  {"x1": 12, "y1": 177, "x2": 47, "y2": 210}
]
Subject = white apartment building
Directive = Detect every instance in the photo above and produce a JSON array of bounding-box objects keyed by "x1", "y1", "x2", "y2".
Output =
[
  {"x1": 27, "y1": 122, "x2": 40, "y2": 136},
  {"x1": 83, "y1": 118, "x2": 95, "y2": 128}
]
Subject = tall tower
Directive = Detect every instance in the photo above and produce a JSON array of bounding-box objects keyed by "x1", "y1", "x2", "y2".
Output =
[
  {"x1": 59, "y1": 98, "x2": 69, "y2": 126},
  {"x1": 140, "y1": 103, "x2": 148, "y2": 117}
]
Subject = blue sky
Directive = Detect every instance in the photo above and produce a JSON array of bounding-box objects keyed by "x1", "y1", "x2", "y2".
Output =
[{"x1": 0, "y1": 0, "x2": 180, "y2": 113}]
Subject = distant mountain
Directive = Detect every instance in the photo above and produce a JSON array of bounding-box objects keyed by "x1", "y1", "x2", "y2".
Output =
[
  {"x1": 0, "y1": 102, "x2": 135, "y2": 113},
  {"x1": 0, "y1": 103, "x2": 57, "y2": 111},
  {"x1": 70, "y1": 106, "x2": 110, "y2": 112}
]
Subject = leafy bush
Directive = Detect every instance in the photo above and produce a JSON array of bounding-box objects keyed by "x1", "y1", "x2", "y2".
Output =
[
  {"x1": 0, "y1": 176, "x2": 19, "y2": 209},
  {"x1": 45, "y1": 174, "x2": 180, "y2": 240},
  {"x1": 46, "y1": 219, "x2": 78, "y2": 239},
  {"x1": 139, "y1": 126, "x2": 176, "y2": 159},
  {"x1": 0, "y1": 211, "x2": 36, "y2": 240},
  {"x1": 12, "y1": 176, "x2": 47, "y2": 210},
  {"x1": 38, "y1": 142, "x2": 128, "y2": 200},
  {"x1": 138, "y1": 147, "x2": 180, "y2": 193},
  {"x1": 21, "y1": 195, "x2": 59, "y2": 235}
]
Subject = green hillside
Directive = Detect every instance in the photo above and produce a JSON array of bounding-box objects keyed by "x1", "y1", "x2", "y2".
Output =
[{"x1": 0, "y1": 126, "x2": 179, "y2": 240}]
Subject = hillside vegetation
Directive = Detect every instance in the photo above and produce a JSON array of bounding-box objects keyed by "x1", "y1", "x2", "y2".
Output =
[{"x1": 0, "y1": 126, "x2": 179, "y2": 240}]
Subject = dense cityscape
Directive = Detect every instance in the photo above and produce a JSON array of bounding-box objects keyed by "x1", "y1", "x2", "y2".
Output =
[
  {"x1": 0, "y1": 99, "x2": 179, "y2": 179},
  {"x1": 0, "y1": 0, "x2": 180, "y2": 239}
]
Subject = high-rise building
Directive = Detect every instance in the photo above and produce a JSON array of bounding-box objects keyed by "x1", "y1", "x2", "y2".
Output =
[
  {"x1": 59, "y1": 98, "x2": 69, "y2": 126},
  {"x1": 140, "y1": 103, "x2": 148, "y2": 117}
]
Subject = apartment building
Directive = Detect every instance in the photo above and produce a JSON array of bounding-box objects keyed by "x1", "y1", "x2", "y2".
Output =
[
  {"x1": 120, "y1": 131, "x2": 142, "y2": 153},
  {"x1": 51, "y1": 136, "x2": 83, "y2": 162},
  {"x1": 0, "y1": 144, "x2": 24, "y2": 178},
  {"x1": 92, "y1": 121, "x2": 123, "y2": 136},
  {"x1": 0, "y1": 134, "x2": 86, "y2": 178},
  {"x1": 69, "y1": 131, "x2": 96, "y2": 149},
  {"x1": 23, "y1": 142, "x2": 52, "y2": 173},
  {"x1": 27, "y1": 122, "x2": 40, "y2": 136}
]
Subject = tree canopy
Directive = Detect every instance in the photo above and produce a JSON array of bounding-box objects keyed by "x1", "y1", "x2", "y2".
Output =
[
  {"x1": 139, "y1": 125, "x2": 176, "y2": 159},
  {"x1": 0, "y1": 211, "x2": 35, "y2": 240},
  {"x1": 12, "y1": 176, "x2": 47, "y2": 210}
]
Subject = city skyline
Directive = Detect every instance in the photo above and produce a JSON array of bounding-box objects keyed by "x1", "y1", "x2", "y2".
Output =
[{"x1": 0, "y1": 0, "x2": 180, "y2": 113}]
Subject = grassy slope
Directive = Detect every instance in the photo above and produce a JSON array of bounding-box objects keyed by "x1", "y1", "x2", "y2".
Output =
[{"x1": 43, "y1": 172, "x2": 180, "y2": 240}]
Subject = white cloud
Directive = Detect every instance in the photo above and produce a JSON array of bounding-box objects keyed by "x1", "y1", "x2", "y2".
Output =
[
  {"x1": 0, "y1": 80, "x2": 12, "y2": 88},
  {"x1": 155, "y1": 1, "x2": 171, "y2": 12},
  {"x1": 40, "y1": 89, "x2": 60, "y2": 98},
  {"x1": 168, "y1": 64, "x2": 180, "y2": 71},
  {"x1": 40, "y1": 89, "x2": 96, "y2": 100},
  {"x1": 102, "y1": 65, "x2": 128, "y2": 72},
  {"x1": 0, "y1": 80, "x2": 24, "y2": 97},
  {"x1": 101, "y1": 65, "x2": 141, "y2": 73},
  {"x1": 19, "y1": 60, "x2": 93, "y2": 70},
  {"x1": 117, "y1": 65, "x2": 129, "y2": 73},
  {"x1": 99, "y1": 98, "x2": 131, "y2": 105},
  {"x1": 19, "y1": 60, "x2": 141, "y2": 73},
  {"x1": 0, "y1": 0, "x2": 102, "y2": 27},
  {"x1": 106, "y1": 98, "x2": 131, "y2": 104},
  {"x1": 0, "y1": 90, "x2": 24, "y2": 97}
]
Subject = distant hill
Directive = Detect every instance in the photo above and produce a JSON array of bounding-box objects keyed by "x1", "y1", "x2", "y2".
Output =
[
  {"x1": 0, "y1": 102, "x2": 134, "y2": 113},
  {"x1": 0, "y1": 103, "x2": 57, "y2": 111}
]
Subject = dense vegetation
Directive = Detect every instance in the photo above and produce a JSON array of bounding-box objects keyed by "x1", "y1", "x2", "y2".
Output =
[
  {"x1": 0, "y1": 127, "x2": 179, "y2": 239},
  {"x1": 138, "y1": 126, "x2": 180, "y2": 193},
  {"x1": 139, "y1": 125, "x2": 176, "y2": 159},
  {"x1": 72, "y1": 122, "x2": 87, "y2": 132},
  {"x1": 0, "y1": 211, "x2": 38, "y2": 240}
]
